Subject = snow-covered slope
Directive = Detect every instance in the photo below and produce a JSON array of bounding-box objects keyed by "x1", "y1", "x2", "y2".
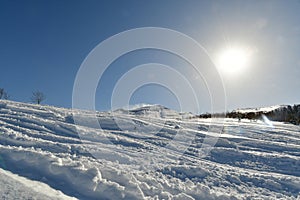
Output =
[{"x1": 0, "y1": 100, "x2": 300, "y2": 199}]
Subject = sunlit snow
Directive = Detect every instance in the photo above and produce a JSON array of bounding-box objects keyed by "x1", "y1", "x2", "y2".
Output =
[{"x1": 0, "y1": 100, "x2": 299, "y2": 199}]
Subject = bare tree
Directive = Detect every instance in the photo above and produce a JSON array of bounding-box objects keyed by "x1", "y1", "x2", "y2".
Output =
[
  {"x1": 31, "y1": 91, "x2": 46, "y2": 104},
  {"x1": 0, "y1": 88, "x2": 4, "y2": 99},
  {"x1": 3, "y1": 92, "x2": 9, "y2": 100},
  {"x1": 0, "y1": 88, "x2": 9, "y2": 100}
]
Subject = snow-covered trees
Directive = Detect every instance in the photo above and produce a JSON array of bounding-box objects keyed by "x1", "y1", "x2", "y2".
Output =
[
  {"x1": 198, "y1": 104, "x2": 300, "y2": 125},
  {"x1": 265, "y1": 105, "x2": 300, "y2": 124}
]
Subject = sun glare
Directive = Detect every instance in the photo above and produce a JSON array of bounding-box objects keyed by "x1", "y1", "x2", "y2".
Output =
[{"x1": 217, "y1": 47, "x2": 251, "y2": 75}]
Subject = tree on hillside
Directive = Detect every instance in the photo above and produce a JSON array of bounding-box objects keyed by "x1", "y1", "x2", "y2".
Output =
[
  {"x1": 31, "y1": 91, "x2": 46, "y2": 104},
  {"x1": 0, "y1": 88, "x2": 9, "y2": 100},
  {"x1": 0, "y1": 88, "x2": 4, "y2": 99}
]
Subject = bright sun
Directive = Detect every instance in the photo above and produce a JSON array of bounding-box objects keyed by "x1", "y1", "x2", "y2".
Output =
[{"x1": 217, "y1": 47, "x2": 251, "y2": 75}]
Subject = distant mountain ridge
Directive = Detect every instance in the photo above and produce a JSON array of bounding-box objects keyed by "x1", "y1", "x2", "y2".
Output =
[
  {"x1": 114, "y1": 104, "x2": 193, "y2": 119},
  {"x1": 197, "y1": 104, "x2": 300, "y2": 125}
]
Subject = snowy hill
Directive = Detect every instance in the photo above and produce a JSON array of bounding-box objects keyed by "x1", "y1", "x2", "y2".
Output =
[
  {"x1": 0, "y1": 100, "x2": 300, "y2": 199},
  {"x1": 114, "y1": 104, "x2": 193, "y2": 119}
]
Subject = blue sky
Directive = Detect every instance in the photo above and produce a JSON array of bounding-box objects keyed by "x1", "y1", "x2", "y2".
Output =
[{"x1": 0, "y1": 0, "x2": 299, "y2": 113}]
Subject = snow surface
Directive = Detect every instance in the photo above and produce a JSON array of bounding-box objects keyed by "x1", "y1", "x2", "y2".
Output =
[
  {"x1": 0, "y1": 100, "x2": 300, "y2": 199},
  {"x1": 0, "y1": 168, "x2": 76, "y2": 200}
]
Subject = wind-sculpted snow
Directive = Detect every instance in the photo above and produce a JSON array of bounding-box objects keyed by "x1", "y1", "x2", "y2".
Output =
[{"x1": 0, "y1": 100, "x2": 300, "y2": 199}]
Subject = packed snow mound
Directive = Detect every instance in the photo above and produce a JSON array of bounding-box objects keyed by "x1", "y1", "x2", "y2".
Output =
[{"x1": 0, "y1": 100, "x2": 300, "y2": 199}]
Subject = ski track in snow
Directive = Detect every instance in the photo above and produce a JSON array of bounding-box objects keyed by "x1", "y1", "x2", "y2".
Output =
[{"x1": 0, "y1": 100, "x2": 300, "y2": 199}]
